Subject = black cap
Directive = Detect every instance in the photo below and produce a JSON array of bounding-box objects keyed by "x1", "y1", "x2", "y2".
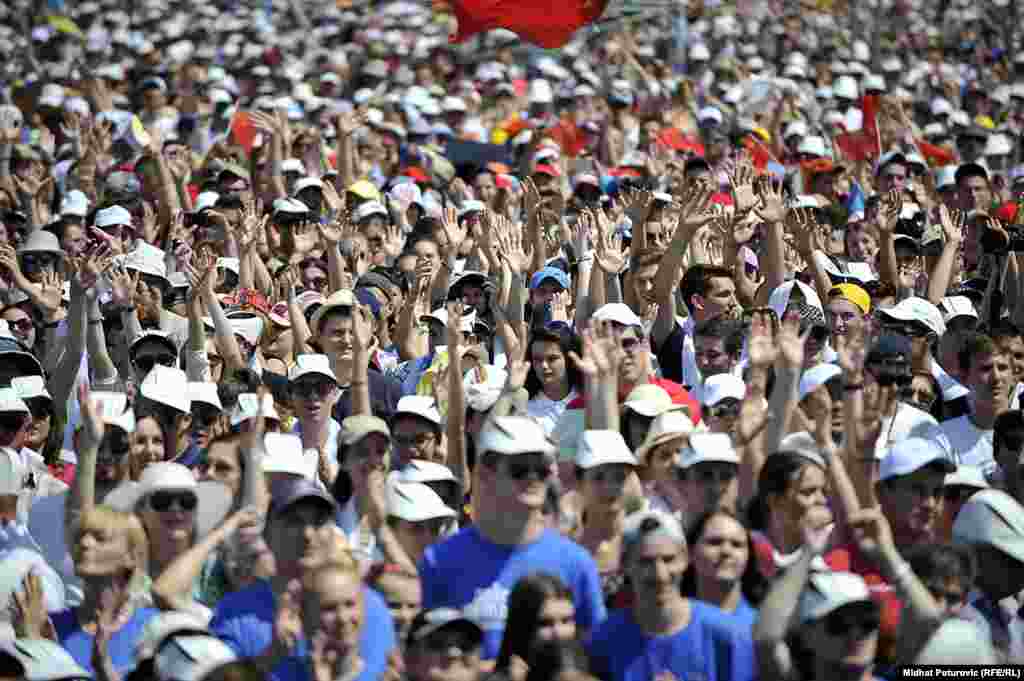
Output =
[
  {"x1": 955, "y1": 162, "x2": 989, "y2": 184},
  {"x1": 268, "y1": 478, "x2": 337, "y2": 516},
  {"x1": 406, "y1": 609, "x2": 483, "y2": 650}
]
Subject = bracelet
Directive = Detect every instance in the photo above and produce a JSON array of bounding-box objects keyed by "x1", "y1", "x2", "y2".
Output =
[
  {"x1": 844, "y1": 384, "x2": 864, "y2": 392},
  {"x1": 890, "y1": 560, "x2": 914, "y2": 587}
]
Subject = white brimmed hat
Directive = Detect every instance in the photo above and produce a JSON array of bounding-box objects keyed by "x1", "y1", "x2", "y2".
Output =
[
  {"x1": 477, "y1": 416, "x2": 556, "y2": 457},
  {"x1": 879, "y1": 437, "x2": 955, "y2": 481},
  {"x1": 310, "y1": 289, "x2": 355, "y2": 335},
  {"x1": 394, "y1": 396, "x2": 442, "y2": 427},
  {"x1": 95, "y1": 205, "x2": 132, "y2": 228},
  {"x1": 124, "y1": 243, "x2": 170, "y2": 285},
  {"x1": 136, "y1": 611, "x2": 210, "y2": 661},
  {"x1": 88, "y1": 391, "x2": 136, "y2": 434},
  {"x1": 798, "y1": 363, "x2": 842, "y2": 401},
  {"x1": 463, "y1": 365, "x2": 507, "y2": 413},
  {"x1": 340, "y1": 414, "x2": 390, "y2": 447},
  {"x1": 678, "y1": 432, "x2": 739, "y2": 469},
  {"x1": 623, "y1": 385, "x2": 673, "y2": 417},
  {"x1": 139, "y1": 365, "x2": 190, "y2": 414},
  {"x1": 878, "y1": 296, "x2": 946, "y2": 336},
  {"x1": 186, "y1": 382, "x2": 222, "y2": 411},
  {"x1": 953, "y1": 489, "x2": 1024, "y2": 567},
  {"x1": 939, "y1": 296, "x2": 978, "y2": 323},
  {"x1": 230, "y1": 392, "x2": 280, "y2": 426},
  {"x1": 945, "y1": 465, "x2": 989, "y2": 491},
  {"x1": 915, "y1": 618, "x2": 998, "y2": 665},
  {"x1": 386, "y1": 479, "x2": 456, "y2": 522},
  {"x1": 576, "y1": 430, "x2": 637, "y2": 469},
  {"x1": 634, "y1": 410, "x2": 693, "y2": 463},
  {"x1": 396, "y1": 459, "x2": 457, "y2": 484},
  {"x1": 11, "y1": 639, "x2": 89, "y2": 681},
  {"x1": 798, "y1": 571, "x2": 873, "y2": 624}
]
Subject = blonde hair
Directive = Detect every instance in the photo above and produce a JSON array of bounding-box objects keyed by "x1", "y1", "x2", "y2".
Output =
[{"x1": 75, "y1": 506, "x2": 150, "y2": 589}]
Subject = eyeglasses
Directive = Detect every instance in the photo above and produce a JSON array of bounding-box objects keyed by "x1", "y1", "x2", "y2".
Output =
[
  {"x1": 148, "y1": 490, "x2": 198, "y2": 512},
  {"x1": 824, "y1": 607, "x2": 880, "y2": 637},
  {"x1": 292, "y1": 380, "x2": 334, "y2": 399},
  {"x1": 21, "y1": 254, "x2": 56, "y2": 268},
  {"x1": 135, "y1": 355, "x2": 177, "y2": 373},
  {"x1": 709, "y1": 402, "x2": 740, "y2": 420},
  {"x1": 504, "y1": 460, "x2": 552, "y2": 481}
]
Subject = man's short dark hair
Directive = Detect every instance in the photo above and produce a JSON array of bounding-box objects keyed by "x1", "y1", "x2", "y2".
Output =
[
  {"x1": 679, "y1": 265, "x2": 733, "y2": 313},
  {"x1": 694, "y1": 317, "x2": 744, "y2": 357},
  {"x1": 957, "y1": 333, "x2": 996, "y2": 373}
]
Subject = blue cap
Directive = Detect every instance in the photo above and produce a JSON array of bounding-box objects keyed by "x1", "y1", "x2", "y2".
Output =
[
  {"x1": 530, "y1": 267, "x2": 570, "y2": 291},
  {"x1": 354, "y1": 288, "x2": 382, "y2": 319}
]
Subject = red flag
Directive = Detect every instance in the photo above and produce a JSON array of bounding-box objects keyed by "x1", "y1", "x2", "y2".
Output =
[
  {"x1": 742, "y1": 135, "x2": 775, "y2": 171},
  {"x1": 834, "y1": 95, "x2": 881, "y2": 162},
  {"x1": 447, "y1": 0, "x2": 609, "y2": 49},
  {"x1": 230, "y1": 111, "x2": 257, "y2": 155},
  {"x1": 915, "y1": 139, "x2": 956, "y2": 167},
  {"x1": 546, "y1": 116, "x2": 588, "y2": 158}
]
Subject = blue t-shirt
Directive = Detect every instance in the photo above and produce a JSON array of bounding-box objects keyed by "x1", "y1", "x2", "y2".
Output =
[
  {"x1": 727, "y1": 597, "x2": 758, "y2": 630},
  {"x1": 52, "y1": 606, "x2": 159, "y2": 677},
  {"x1": 419, "y1": 526, "x2": 606, "y2": 660},
  {"x1": 209, "y1": 579, "x2": 395, "y2": 681},
  {"x1": 585, "y1": 601, "x2": 756, "y2": 681}
]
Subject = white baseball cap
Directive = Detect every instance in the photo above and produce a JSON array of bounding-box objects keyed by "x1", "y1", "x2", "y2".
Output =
[
  {"x1": 798, "y1": 571, "x2": 873, "y2": 624},
  {"x1": 623, "y1": 385, "x2": 673, "y2": 417},
  {"x1": 394, "y1": 396, "x2": 442, "y2": 427},
  {"x1": 635, "y1": 411, "x2": 694, "y2": 463},
  {"x1": 95, "y1": 205, "x2": 132, "y2": 228},
  {"x1": 878, "y1": 296, "x2": 946, "y2": 336},
  {"x1": 701, "y1": 374, "x2": 746, "y2": 407},
  {"x1": 154, "y1": 634, "x2": 238, "y2": 681},
  {"x1": 798, "y1": 363, "x2": 842, "y2": 401},
  {"x1": 879, "y1": 437, "x2": 956, "y2": 481},
  {"x1": 396, "y1": 459, "x2": 457, "y2": 484},
  {"x1": 386, "y1": 479, "x2": 456, "y2": 522},
  {"x1": 261, "y1": 433, "x2": 316, "y2": 479},
  {"x1": 477, "y1": 416, "x2": 557, "y2": 457},
  {"x1": 186, "y1": 382, "x2": 221, "y2": 411},
  {"x1": 945, "y1": 465, "x2": 989, "y2": 491},
  {"x1": 939, "y1": 296, "x2": 978, "y2": 323},
  {"x1": 230, "y1": 392, "x2": 280, "y2": 426},
  {"x1": 591, "y1": 303, "x2": 643, "y2": 328},
  {"x1": 576, "y1": 430, "x2": 637, "y2": 469},
  {"x1": 288, "y1": 354, "x2": 338, "y2": 384},
  {"x1": 678, "y1": 432, "x2": 739, "y2": 469}
]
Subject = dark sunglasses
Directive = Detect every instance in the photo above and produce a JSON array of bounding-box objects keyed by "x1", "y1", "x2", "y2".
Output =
[
  {"x1": 21, "y1": 254, "x2": 56, "y2": 268},
  {"x1": 292, "y1": 380, "x2": 334, "y2": 399},
  {"x1": 709, "y1": 402, "x2": 740, "y2": 419},
  {"x1": 148, "y1": 490, "x2": 198, "y2": 512},
  {"x1": 135, "y1": 355, "x2": 177, "y2": 373},
  {"x1": 824, "y1": 606, "x2": 879, "y2": 637},
  {"x1": 505, "y1": 460, "x2": 552, "y2": 481},
  {"x1": 6, "y1": 318, "x2": 34, "y2": 332}
]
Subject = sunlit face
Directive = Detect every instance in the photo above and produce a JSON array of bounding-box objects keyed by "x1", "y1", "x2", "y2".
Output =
[
  {"x1": 2, "y1": 307, "x2": 35, "y2": 350},
  {"x1": 632, "y1": 263, "x2": 659, "y2": 306},
  {"x1": 692, "y1": 513, "x2": 749, "y2": 587},
  {"x1": 374, "y1": 573, "x2": 422, "y2": 644},
  {"x1": 131, "y1": 416, "x2": 165, "y2": 474},
  {"x1": 645, "y1": 439, "x2": 684, "y2": 481},
  {"x1": 344, "y1": 433, "x2": 391, "y2": 494},
  {"x1": 392, "y1": 416, "x2": 440, "y2": 469},
  {"x1": 877, "y1": 163, "x2": 908, "y2": 193},
  {"x1": 534, "y1": 597, "x2": 576, "y2": 644},
  {"x1": 769, "y1": 464, "x2": 829, "y2": 539},
  {"x1": 923, "y1": 576, "x2": 968, "y2": 616},
  {"x1": 694, "y1": 336, "x2": 734, "y2": 378},
  {"x1": 625, "y1": 535, "x2": 687, "y2": 607},
  {"x1": 292, "y1": 377, "x2": 339, "y2": 423},
  {"x1": 695, "y1": 277, "x2": 739, "y2": 322},
  {"x1": 908, "y1": 374, "x2": 937, "y2": 414},
  {"x1": 966, "y1": 351, "x2": 1013, "y2": 403},
  {"x1": 413, "y1": 239, "x2": 440, "y2": 269},
  {"x1": 826, "y1": 298, "x2": 864, "y2": 338},
  {"x1": 530, "y1": 339, "x2": 567, "y2": 391},
  {"x1": 392, "y1": 516, "x2": 449, "y2": 564},
  {"x1": 305, "y1": 569, "x2": 364, "y2": 656},
  {"x1": 490, "y1": 453, "x2": 551, "y2": 511},
  {"x1": 801, "y1": 602, "x2": 879, "y2": 669},
  {"x1": 139, "y1": 487, "x2": 196, "y2": 547},
  {"x1": 959, "y1": 176, "x2": 990, "y2": 211},
  {"x1": 474, "y1": 172, "x2": 496, "y2": 203},
  {"x1": 996, "y1": 336, "x2": 1024, "y2": 384},
  {"x1": 318, "y1": 312, "x2": 354, "y2": 361},
  {"x1": 878, "y1": 467, "x2": 946, "y2": 543},
  {"x1": 74, "y1": 522, "x2": 133, "y2": 578},
  {"x1": 846, "y1": 225, "x2": 878, "y2": 262},
  {"x1": 265, "y1": 501, "x2": 332, "y2": 579},
  {"x1": 62, "y1": 224, "x2": 88, "y2": 257},
  {"x1": 530, "y1": 281, "x2": 563, "y2": 307},
  {"x1": 616, "y1": 326, "x2": 646, "y2": 386}
]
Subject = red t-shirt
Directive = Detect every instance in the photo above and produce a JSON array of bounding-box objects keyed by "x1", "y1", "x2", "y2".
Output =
[{"x1": 825, "y1": 542, "x2": 902, "y2": 663}]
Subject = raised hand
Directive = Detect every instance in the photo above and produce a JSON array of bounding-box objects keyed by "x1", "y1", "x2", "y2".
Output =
[
  {"x1": 78, "y1": 382, "x2": 106, "y2": 453},
  {"x1": 568, "y1": 321, "x2": 621, "y2": 379},
  {"x1": 754, "y1": 176, "x2": 786, "y2": 224},
  {"x1": 336, "y1": 108, "x2": 370, "y2": 139},
  {"x1": 591, "y1": 210, "x2": 627, "y2": 274},
  {"x1": 786, "y1": 207, "x2": 824, "y2": 257},
  {"x1": 290, "y1": 221, "x2": 321, "y2": 259},
  {"x1": 550, "y1": 290, "x2": 570, "y2": 323},
  {"x1": 12, "y1": 571, "x2": 52, "y2": 639},
  {"x1": 312, "y1": 632, "x2": 365, "y2": 681},
  {"x1": 445, "y1": 301, "x2": 464, "y2": 349},
  {"x1": 747, "y1": 308, "x2": 779, "y2": 369},
  {"x1": 108, "y1": 262, "x2": 139, "y2": 309},
  {"x1": 938, "y1": 204, "x2": 965, "y2": 245},
  {"x1": 878, "y1": 190, "x2": 902, "y2": 234},
  {"x1": 777, "y1": 310, "x2": 808, "y2": 370},
  {"x1": 495, "y1": 218, "x2": 533, "y2": 275},
  {"x1": 321, "y1": 181, "x2": 345, "y2": 216},
  {"x1": 727, "y1": 157, "x2": 758, "y2": 213},
  {"x1": 351, "y1": 303, "x2": 375, "y2": 353},
  {"x1": 383, "y1": 220, "x2": 404, "y2": 259},
  {"x1": 439, "y1": 205, "x2": 466, "y2": 259},
  {"x1": 834, "y1": 321, "x2": 868, "y2": 376},
  {"x1": 273, "y1": 579, "x2": 304, "y2": 656},
  {"x1": 139, "y1": 202, "x2": 159, "y2": 245},
  {"x1": 848, "y1": 507, "x2": 897, "y2": 564}
]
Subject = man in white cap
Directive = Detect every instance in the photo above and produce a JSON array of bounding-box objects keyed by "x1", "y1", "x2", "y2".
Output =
[
  {"x1": 289, "y1": 354, "x2": 343, "y2": 483},
  {"x1": 420, "y1": 417, "x2": 605, "y2": 661}
]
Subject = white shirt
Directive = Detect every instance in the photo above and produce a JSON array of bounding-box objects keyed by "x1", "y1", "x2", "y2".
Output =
[
  {"x1": 941, "y1": 414, "x2": 995, "y2": 476},
  {"x1": 527, "y1": 389, "x2": 578, "y2": 437}
]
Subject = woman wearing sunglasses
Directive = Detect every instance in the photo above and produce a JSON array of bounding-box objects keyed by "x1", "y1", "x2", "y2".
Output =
[
  {"x1": 754, "y1": 508, "x2": 941, "y2": 681},
  {"x1": 106, "y1": 461, "x2": 233, "y2": 619}
]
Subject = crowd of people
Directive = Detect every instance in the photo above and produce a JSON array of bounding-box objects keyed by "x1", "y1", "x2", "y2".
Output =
[{"x1": 0, "y1": 0, "x2": 1023, "y2": 680}]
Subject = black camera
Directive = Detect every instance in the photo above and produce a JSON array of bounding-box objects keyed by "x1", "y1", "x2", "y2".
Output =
[
  {"x1": 895, "y1": 210, "x2": 926, "y2": 240},
  {"x1": 981, "y1": 222, "x2": 1024, "y2": 254}
]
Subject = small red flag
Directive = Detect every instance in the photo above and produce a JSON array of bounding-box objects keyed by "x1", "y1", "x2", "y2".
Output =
[
  {"x1": 546, "y1": 116, "x2": 588, "y2": 158},
  {"x1": 742, "y1": 135, "x2": 775, "y2": 171},
  {"x1": 448, "y1": 0, "x2": 609, "y2": 49},
  {"x1": 915, "y1": 139, "x2": 956, "y2": 167},
  {"x1": 230, "y1": 111, "x2": 257, "y2": 155},
  {"x1": 835, "y1": 95, "x2": 881, "y2": 162}
]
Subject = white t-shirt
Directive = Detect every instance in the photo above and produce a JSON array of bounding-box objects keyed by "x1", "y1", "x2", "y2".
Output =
[
  {"x1": 874, "y1": 403, "x2": 953, "y2": 459},
  {"x1": 941, "y1": 414, "x2": 995, "y2": 476},
  {"x1": 527, "y1": 389, "x2": 579, "y2": 437}
]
